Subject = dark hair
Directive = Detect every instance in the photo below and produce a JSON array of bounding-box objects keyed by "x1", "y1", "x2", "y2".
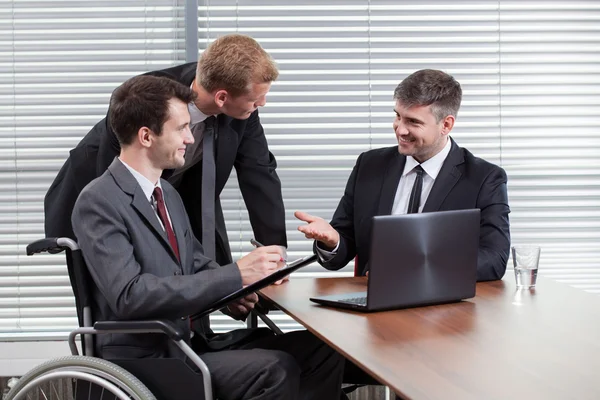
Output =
[
  {"x1": 197, "y1": 34, "x2": 279, "y2": 97},
  {"x1": 393, "y1": 69, "x2": 462, "y2": 122},
  {"x1": 109, "y1": 75, "x2": 196, "y2": 145}
]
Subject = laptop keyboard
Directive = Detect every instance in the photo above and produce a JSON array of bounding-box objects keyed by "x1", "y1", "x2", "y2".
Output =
[{"x1": 340, "y1": 296, "x2": 367, "y2": 306}]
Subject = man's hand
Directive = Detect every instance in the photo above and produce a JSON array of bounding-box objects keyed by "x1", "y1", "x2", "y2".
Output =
[
  {"x1": 227, "y1": 293, "x2": 259, "y2": 320},
  {"x1": 294, "y1": 211, "x2": 340, "y2": 249},
  {"x1": 273, "y1": 259, "x2": 290, "y2": 285},
  {"x1": 236, "y1": 245, "x2": 284, "y2": 286}
]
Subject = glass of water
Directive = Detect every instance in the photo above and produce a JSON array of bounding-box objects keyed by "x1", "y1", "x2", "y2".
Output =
[{"x1": 512, "y1": 246, "x2": 541, "y2": 289}]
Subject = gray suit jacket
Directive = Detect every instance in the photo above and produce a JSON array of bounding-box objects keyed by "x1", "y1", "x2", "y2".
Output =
[{"x1": 72, "y1": 158, "x2": 243, "y2": 360}]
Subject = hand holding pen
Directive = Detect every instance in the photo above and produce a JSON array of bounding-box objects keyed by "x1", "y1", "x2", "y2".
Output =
[
  {"x1": 250, "y1": 238, "x2": 289, "y2": 285},
  {"x1": 235, "y1": 241, "x2": 285, "y2": 286},
  {"x1": 251, "y1": 239, "x2": 287, "y2": 262}
]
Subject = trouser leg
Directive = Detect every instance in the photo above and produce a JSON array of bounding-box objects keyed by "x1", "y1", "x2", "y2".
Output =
[{"x1": 235, "y1": 330, "x2": 345, "y2": 400}]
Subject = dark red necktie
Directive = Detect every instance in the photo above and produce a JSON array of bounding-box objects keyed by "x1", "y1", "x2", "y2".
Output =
[{"x1": 153, "y1": 187, "x2": 180, "y2": 263}]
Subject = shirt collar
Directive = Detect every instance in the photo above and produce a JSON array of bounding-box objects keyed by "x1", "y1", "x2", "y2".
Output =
[
  {"x1": 187, "y1": 101, "x2": 210, "y2": 126},
  {"x1": 188, "y1": 82, "x2": 210, "y2": 126},
  {"x1": 118, "y1": 158, "x2": 162, "y2": 202},
  {"x1": 402, "y1": 137, "x2": 452, "y2": 179}
]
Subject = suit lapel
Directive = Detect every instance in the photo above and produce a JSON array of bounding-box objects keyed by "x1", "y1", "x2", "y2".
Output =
[
  {"x1": 377, "y1": 152, "x2": 406, "y2": 215},
  {"x1": 130, "y1": 189, "x2": 173, "y2": 247},
  {"x1": 423, "y1": 139, "x2": 464, "y2": 212},
  {"x1": 108, "y1": 159, "x2": 178, "y2": 262}
]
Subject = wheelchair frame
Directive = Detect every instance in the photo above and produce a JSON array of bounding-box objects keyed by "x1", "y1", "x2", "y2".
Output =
[{"x1": 11, "y1": 237, "x2": 214, "y2": 400}]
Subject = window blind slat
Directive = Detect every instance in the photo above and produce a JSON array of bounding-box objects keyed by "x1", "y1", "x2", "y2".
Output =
[{"x1": 2, "y1": 0, "x2": 186, "y2": 339}]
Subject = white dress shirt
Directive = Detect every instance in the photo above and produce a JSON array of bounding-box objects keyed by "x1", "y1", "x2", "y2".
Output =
[
  {"x1": 119, "y1": 158, "x2": 172, "y2": 231},
  {"x1": 316, "y1": 138, "x2": 452, "y2": 260},
  {"x1": 187, "y1": 94, "x2": 211, "y2": 151},
  {"x1": 188, "y1": 100, "x2": 210, "y2": 127},
  {"x1": 391, "y1": 138, "x2": 452, "y2": 214}
]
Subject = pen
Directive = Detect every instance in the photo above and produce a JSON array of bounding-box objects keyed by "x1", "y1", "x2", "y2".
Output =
[{"x1": 251, "y1": 238, "x2": 286, "y2": 262}]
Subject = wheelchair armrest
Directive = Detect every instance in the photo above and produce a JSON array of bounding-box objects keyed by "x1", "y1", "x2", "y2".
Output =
[
  {"x1": 26, "y1": 237, "x2": 79, "y2": 255},
  {"x1": 94, "y1": 320, "x2": 184, "y2": 341}
]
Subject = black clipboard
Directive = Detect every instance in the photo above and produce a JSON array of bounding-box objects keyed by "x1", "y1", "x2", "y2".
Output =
[{"x1": 191, "y1": 253, "x2": 317, "y2": 320}]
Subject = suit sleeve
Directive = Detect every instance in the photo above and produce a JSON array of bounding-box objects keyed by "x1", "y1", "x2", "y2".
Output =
[
  {"x1": 44, "y1": 158, "x2": 78, "y2": 240},
  {"x1": 317, "y1": 153, "x2": 363, "y2": 271},
  {"x1": 476, "y1": 167, "x2": 511, "y2": 281},
  {"x1": 234, "y1": 110, "x2": 287, "y2": 247},
  {"x1": 72, "y1": 188, "x2": 242, "y2": 320}
]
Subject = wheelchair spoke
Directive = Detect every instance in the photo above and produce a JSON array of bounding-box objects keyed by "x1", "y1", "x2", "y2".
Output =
[
  {"x1": 9, "y1": 356, "x2": 156, "y2": 400},
  {"x1": 51, "y1": 380, "x2": 60, "y2": 399}
]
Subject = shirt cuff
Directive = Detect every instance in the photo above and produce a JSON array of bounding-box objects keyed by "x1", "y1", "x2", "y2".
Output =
[{"x1": 315, "y1": 241, "x2": 339, "y2": 262}]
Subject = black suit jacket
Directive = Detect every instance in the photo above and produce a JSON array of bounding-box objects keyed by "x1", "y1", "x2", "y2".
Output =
[
  {"x1": 320, "y1": 139, "x2": 511, "y2": 281},
  {"x1": 44, "y1": 62, "x2": 287, "y2": 266}
]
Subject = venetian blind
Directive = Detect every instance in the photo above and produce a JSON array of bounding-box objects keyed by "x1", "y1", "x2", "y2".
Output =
[
  {"x1": 1, "y1": 0, "x2": 599, "y2": 340},
  {"x1": 0, "y1": 0, "x2": 186, "y2": 339}
]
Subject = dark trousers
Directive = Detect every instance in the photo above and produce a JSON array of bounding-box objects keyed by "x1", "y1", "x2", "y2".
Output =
[{"x1": 197, "y1": 330, "x2": 344, "y2": 400}]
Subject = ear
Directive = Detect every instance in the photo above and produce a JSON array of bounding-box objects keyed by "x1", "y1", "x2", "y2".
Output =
[
  {"x1": 440, "y1": 115, "x2": 455, "y2": 136},
  {"x1": 214, "y1": 89, "x2": 229, "y2": 108},
  {"x1": 138, "y1": 127, "x2": 153, "y2": 148}
]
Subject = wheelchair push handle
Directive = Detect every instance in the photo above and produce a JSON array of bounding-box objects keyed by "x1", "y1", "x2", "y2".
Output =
[{"x1": 26, "y1": 237, "x2": 80, "y2": 255}]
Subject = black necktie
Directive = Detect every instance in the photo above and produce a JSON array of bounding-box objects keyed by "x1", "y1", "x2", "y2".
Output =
[
  {"x1": 407, "y1": 165, "x2": 424, "y2": 214},
  {"x1": 201, "y1": 116, "x2": 217, "y2": 260}
]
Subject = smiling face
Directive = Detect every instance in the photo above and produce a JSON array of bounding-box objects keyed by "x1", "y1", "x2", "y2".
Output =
[
  {"x1": 148, "y1": 98, "x2": 194, "y2": 170},
  {"x1": 393, "y1": 100, "x2": 454, "y2": 163},
  {"x1": 218, "y1": 81, "x2": 271, "y2": 120}
]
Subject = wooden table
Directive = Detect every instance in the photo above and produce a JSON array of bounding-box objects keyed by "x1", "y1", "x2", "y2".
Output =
[{"x1": 260, "y1": 276, "x2": 600, "y2": 400}]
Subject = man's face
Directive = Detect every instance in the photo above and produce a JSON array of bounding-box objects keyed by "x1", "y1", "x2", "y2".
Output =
[
  {"x1": 220, "y1": 82, "x2": 271, "y2": 119},
  {"x1": 392, "y1": 100, "x2": 452, "y2": 163},
  {"x1": 150, "y1": 98, "x2": 194, "y2": 170}
]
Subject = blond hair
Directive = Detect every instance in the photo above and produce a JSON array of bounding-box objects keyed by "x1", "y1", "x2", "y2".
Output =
[{"x1": 197, "y1": 34, "x2": 279, "y2": 97}]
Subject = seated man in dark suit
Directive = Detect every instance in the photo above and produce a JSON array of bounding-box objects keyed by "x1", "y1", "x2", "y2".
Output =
[
  {"x1": 295, "y1": 69, "x2": 511, "y2": 385},
  {"x1": 71, "y1": 74, "x2": 344, "y2": 400}
]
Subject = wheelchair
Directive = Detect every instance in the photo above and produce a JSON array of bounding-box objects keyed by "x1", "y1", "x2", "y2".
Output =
[
  {"x1": 7, "y1": 237, "x2": 278, "y2": 400},
  {"x1": 6, "y1": 237, "x2": 366, "y2": 400}
]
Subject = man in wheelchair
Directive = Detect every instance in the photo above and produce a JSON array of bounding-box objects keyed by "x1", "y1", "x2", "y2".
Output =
[{"x1": 69, "y1": 74, "x2": 345, "y2": 399}]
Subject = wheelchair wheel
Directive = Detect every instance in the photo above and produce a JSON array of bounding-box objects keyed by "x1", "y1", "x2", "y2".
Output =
[{"x1": 5, "y1": 355, "x2": 156, "y2": 400}]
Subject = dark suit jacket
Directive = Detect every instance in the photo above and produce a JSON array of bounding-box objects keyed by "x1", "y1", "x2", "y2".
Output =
[
  {"x1": 45, "y1": 62, "x2": 287, "y2": 266},
  {"x1": 71, "y1": 159, "x2": 251, "y2": 361},
  {"x1": 320, "y1": 139, "x2": 511, "y2": 281}
]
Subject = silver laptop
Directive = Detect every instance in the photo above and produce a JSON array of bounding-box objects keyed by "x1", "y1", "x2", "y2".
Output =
[{"x1": 310, "y1": 209, "x2": 480, "y2": 312}]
